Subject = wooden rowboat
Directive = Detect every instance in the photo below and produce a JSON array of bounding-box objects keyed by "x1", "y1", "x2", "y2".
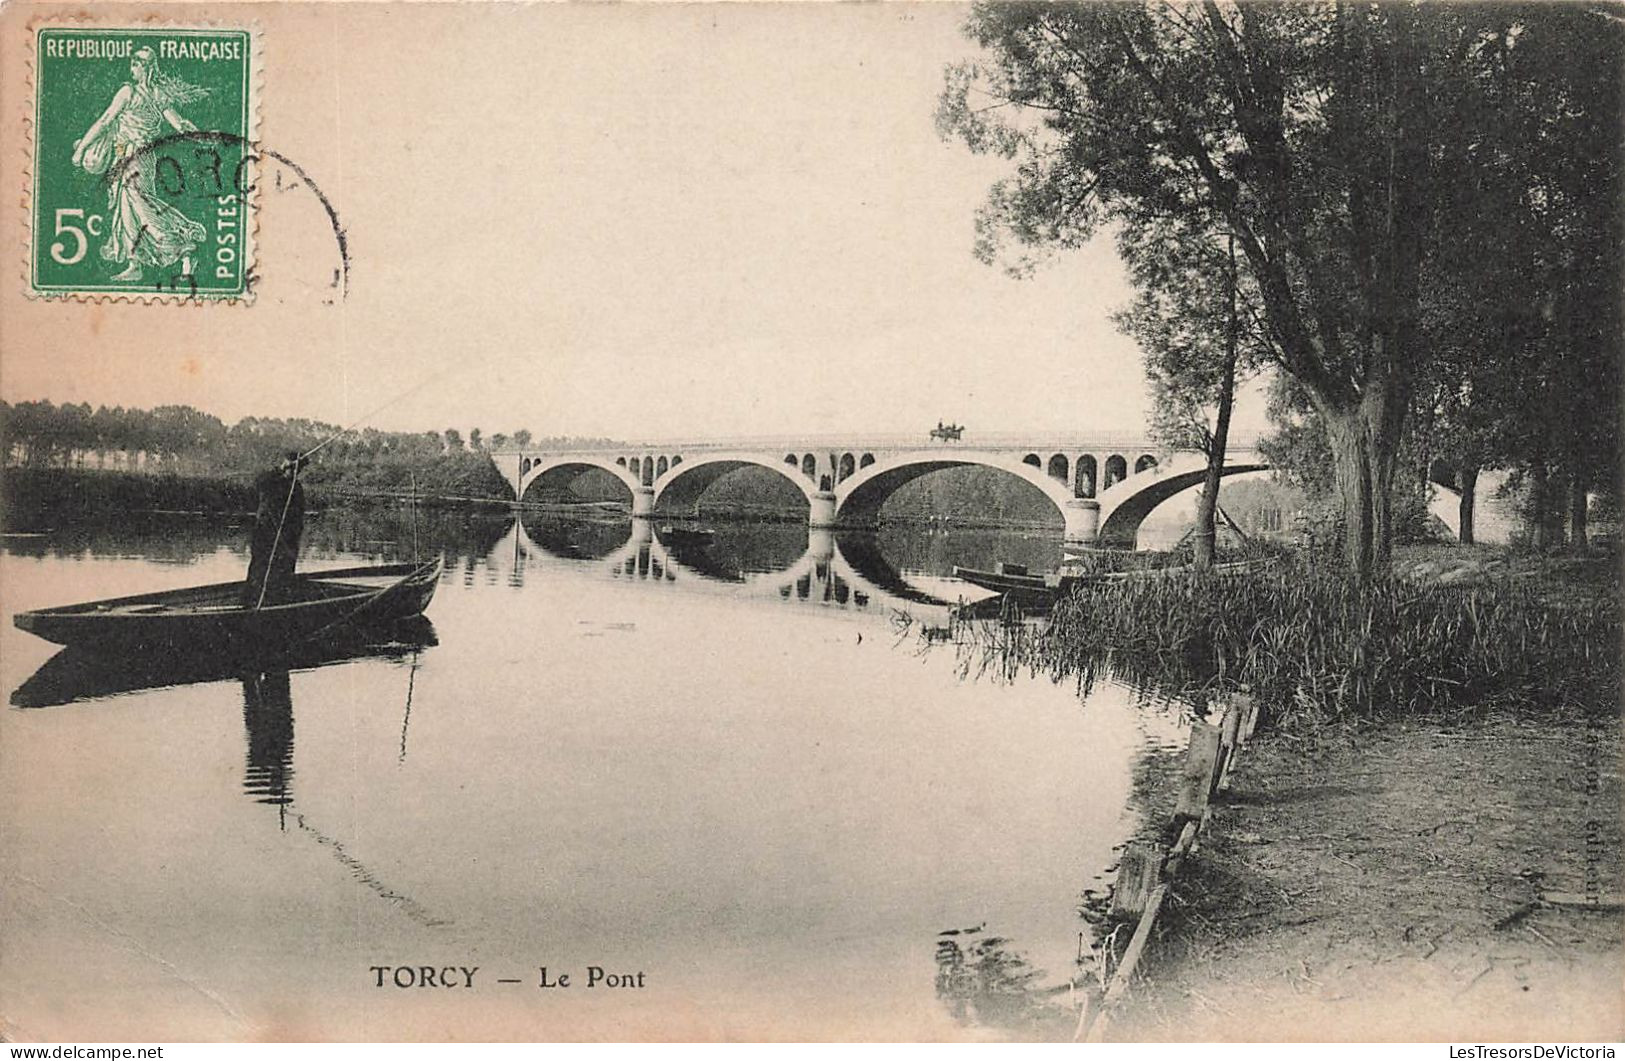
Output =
[
  {"x1": 953, "y1": 557, "x2": 1280, "y2": 611},
  {"x1": 13, "y1": 559, "x2": 444, "y2": 652},
  {"x1": 950, "y1": 562, "x2": 1064, "y2": 606}
]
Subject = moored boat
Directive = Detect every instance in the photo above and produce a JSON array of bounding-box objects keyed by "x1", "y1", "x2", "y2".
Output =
[
  {"x1": 953, "y1": 556, "x2": 1280, "y2": 611},
  {"x1": 950, "y1": 562, "x2": 1065, "y2": 606},
  {"x1": 13, "y1": 558, "x2": 444, "y2": 652}
]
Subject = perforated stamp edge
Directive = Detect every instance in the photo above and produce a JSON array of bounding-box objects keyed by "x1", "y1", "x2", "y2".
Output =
[{"x1": 19, "y1": 16, "x2": 264, "y2": 305}]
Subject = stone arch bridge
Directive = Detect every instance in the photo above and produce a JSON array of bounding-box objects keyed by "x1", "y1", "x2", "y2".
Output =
[{"x1": 491, "y1": 433, "x2": 1268, "y2": 547}]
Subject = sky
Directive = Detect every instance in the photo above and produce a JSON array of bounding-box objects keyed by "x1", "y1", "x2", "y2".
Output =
[{"x1": 1, "y1": 3, "x2": 1272, "y2": 443}]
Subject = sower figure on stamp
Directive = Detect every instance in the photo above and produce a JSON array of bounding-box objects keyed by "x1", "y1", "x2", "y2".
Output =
[
  {"x1": 243, "y1": 453, "x2": 308, "y2": 608},
  {"x1": 70, "y1": 46, "x2": 207, "y2": 282}
]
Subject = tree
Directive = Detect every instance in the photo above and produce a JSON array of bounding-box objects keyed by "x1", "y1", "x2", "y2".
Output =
[
  {"x1": 1405, "y1": 10, "x2": 1625, "y2": 550},
  {"x1": 511, "y1": 429, "x2": 533, "y2": 450},
  {"x1": 90, "y1": 405, "x2": 124, "y2": 468},
  {"x1": 1116, "y1": 215, "x2": 1272, "y2": 566},
  {"x1": 443, "y1": 428, "x2": 464, "y2": 452},
  {"x1": 939, "y1": 2, "x2": 1542, "y2": 579},
  {"x1": 1498, "y1": 15, "x2": 1623, "y2": 550},
  {"x1": 468, "y1": 427, "x2": 483, "y2": 452}
]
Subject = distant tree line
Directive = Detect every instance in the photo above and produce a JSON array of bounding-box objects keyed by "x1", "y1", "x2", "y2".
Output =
[{"x1": 0, "y1": 400, "x2": 621, "y2": 501}]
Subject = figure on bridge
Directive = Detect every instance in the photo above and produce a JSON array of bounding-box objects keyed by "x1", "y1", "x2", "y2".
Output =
[{"x1": 930, "y1": 421, "x2": 965, "y2": 443}]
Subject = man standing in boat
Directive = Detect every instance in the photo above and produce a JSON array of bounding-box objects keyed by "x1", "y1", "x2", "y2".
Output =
[{"x1": 243, "y1": 452, "x2": 308, "y2": 607}]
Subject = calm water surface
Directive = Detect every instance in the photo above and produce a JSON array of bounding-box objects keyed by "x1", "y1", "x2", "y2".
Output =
[{"x1": 0, "y1": 510, "x2": 1191, "y2": 1041}]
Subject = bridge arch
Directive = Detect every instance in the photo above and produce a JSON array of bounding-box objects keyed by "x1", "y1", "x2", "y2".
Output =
[
  {"x1": 1104, "y1": 454, "x2": 1128, "y2": 489},
  {"x1": 1075, "y1": 455, "x2": 1097, "y2": 498},
  {"x1": 515, "y1": 454, "x2": 642, "y2": 506},
  {"x1": 652, "y1": 451, "x2": 819, "y2": 515},
  {"x1": 834, "y1": 450, "x2": 1080, "y2": 532},
  {"x1": 1095, "y1": 458, "x2": 1270, "y2": 547}
]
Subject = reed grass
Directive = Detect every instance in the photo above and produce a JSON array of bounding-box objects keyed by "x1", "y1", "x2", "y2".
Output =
[{"x1": 953, "y1": 558, "x2": 1621, "y2": 728}]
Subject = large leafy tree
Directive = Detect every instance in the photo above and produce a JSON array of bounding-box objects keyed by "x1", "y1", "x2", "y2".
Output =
[
  {"x1": 938, "y1": 1, "x2": 1558, "y2": 578},
  {"x1": 1489, "y1": 11, "x2": 1622, "y2": 549},
  {"x1": 1409, "y1": 9, "x2": 1624, "y2": 550}
]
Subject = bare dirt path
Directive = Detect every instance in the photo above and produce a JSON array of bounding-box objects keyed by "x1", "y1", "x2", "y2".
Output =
[{"x1": 1113, "y1": 715, "x2": 1624, "y2": 1041}]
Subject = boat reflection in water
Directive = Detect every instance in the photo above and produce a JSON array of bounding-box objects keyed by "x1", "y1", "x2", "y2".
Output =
[
  {"x1": 11, "y1": 617, "x2": 438, "y2": 811},
  {"x1": 11, "y1": 616, "x2": 438, "y2": 710}
]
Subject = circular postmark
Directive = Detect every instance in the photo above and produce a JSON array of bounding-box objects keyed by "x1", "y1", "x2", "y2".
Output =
[{"x1": 105, "y1": 130, "x2": 350, "y2": 303}]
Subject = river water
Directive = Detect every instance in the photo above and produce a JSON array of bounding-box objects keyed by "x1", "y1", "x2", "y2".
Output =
[{"x1": 0, "y1": 509, "x2": 1192, "y2": 1041}]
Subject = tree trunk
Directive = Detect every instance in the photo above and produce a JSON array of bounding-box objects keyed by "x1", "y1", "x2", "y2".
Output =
[
  {"x1": 1570, "y1": 474, "x2": 1589, "y2": 551},
  {"x1": 1363, "y1": 366, "x2": 1412, "y2": 574},
  {"x1": 1192, "y1": 467, "x2": 1218, "y2": 570},
  {"x1": 1324, "y1": 411, "x2": 1375, "y2": 580},
  {"x1": 1315, "y1": 368, "x2": 1406, "y2": 583},
  {"x1": 1194, "y1": 236, "x2": 1241, "y2": 572},
  {"x1": 1458, "y1": 464, "x2": 1478, "y2": 546},
  {"x1": 1527, "y1": 459, "x2": 1551, "y2": 551},
  {"x1": 1548, "y1": 469, "x2": 1570, "y2": 549}
]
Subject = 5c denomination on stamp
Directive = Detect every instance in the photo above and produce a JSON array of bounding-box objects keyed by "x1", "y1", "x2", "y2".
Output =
[{"x1": 29, "y1": 25, "x2": 258, "y2": 301}]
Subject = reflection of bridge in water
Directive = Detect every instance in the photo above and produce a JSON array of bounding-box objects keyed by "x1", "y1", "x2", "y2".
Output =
[
  {"x1": 493, "y1": 434, "x2": 1269, "y2": 548},
  {"x1": 496, "y1": 516, "x2": 987, "y2": 613}
]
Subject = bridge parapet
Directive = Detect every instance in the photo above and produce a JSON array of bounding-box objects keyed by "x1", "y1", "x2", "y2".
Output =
[{"x1": 493, "y1": 431, "x2": 1262, "y2": 458}]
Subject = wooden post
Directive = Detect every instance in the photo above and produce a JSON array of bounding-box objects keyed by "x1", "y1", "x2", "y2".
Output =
[
  {"x1": 1164, "y1": 819, "x2": 1200, "y2": 877},
  {"x1": 1109, "y1": 840, "x2": 1165, "y2": 920},
  {"x1": 1217, "y1": 702, "x2": 1243, "y2": 791},
  {"x1": 1175, "y1": 721, "x2": 1222, "y2": 823},
  {"x1": 1238, "y1": 692, "x2": 1260, "y2": 743},
  {"x1": 1085, "y1": 883, "x2": 1168, "y2": 1042}
]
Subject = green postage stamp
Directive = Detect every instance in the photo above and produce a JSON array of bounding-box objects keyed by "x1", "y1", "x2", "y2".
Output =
[{"x1": 29, "y1": 25, "x2": 258, "y2": 300}]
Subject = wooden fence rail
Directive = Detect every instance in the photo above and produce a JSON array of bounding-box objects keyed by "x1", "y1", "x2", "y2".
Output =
[{"x1": 1080, "y1": 691, "x2": 1258, "y2": 1042}]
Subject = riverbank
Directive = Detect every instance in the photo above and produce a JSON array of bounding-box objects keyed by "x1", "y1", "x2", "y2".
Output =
[
  {"x1": 1, "y1": 466, "x2": 255, "y2": 531},
  {"x1": 0, "y1": 466, "x2": 511, "y2": 531},
  {"x1": 1110, "y1": 713, "x2": 1623, "y2": 1041},
  {"x1": 990, "y1": 542, "x2": 1623, "y2": 1041}
]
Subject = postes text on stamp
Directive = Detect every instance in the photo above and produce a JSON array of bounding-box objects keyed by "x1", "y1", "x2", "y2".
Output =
[{"x1": 30, "y1": 26, "x2": 256, "y2": 300}]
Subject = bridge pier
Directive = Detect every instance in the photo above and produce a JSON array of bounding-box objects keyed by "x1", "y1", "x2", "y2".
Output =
[
  {"x1": 632, "y1": 486, "x2": 655, "y2": 519},
  {"x1": 809, "y1": 490, "x2": 838, "y2": 528},
  {"x1": 807, "y1": 526, "x2": 835, "y2": 564},
  {"x1": 1064, "y1": 499, "x2": 1100, "y2": 545}
]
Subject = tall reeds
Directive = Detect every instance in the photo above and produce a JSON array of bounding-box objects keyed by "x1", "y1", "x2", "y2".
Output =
[{"x1": 962, "y1": 559, "x2": 1620, "y2": 727}]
